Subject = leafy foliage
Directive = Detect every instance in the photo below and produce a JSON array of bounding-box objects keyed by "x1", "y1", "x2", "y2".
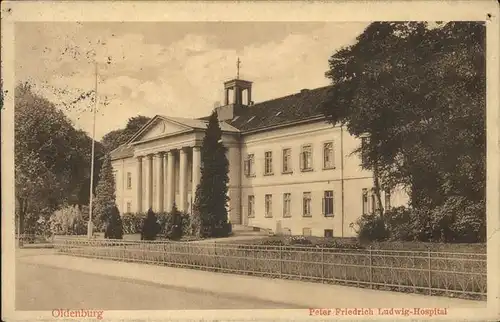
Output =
[
  {"x1": 15, "y1": 83, "x2": 104, "y2": 235},
  {"x1": 362, "y1": 199, "x2": 485, "y2": 243},
  {"x1": 355, "y1": 213, "x2": 390, "y2": 242},
  {"x1": 101, "y1": 115, "x2": 151, "y2": 153},
  {"x1": 384, "y1": 206, "x2": 431, "y2": 241},
  {"x1": 122, "y1": 212, "x2": 146, "y2": 234},
  {"x1": 93, "y1": 154, "x2": 116, "y2": 230},
  {"x1": 167, "y1": 204, "x2": 183, "y2": 240},
  {"x1": 193, "y1": 111, "x2": 230, "y2": 238},
  {"x1": 121, "y1": 210, "x2": 192, "y2": 238},
  {"x1": 104, "y1": 205, "x2": 123, "y2": 239},
  {"x1": 323, "y1": 22, "x2": 486, "y2": 211},
  {"x1": 430, "y1": 197, "x2": 486, "y2": 243},
  {"x1": 141, "y1": 208, "x2": 161, "y2": 240},
  {"x1": 49, "y1": 205, "x2": 87, "y2": 235}
]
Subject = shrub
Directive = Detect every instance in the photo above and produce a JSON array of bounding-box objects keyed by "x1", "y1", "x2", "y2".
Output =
[
  {"x1": 120, "y1": 209, "x2": 193, "y2": 238},
  {"x1": 141, "y1": 208, "x2": 160, "y2": 240},
  {"x1": 431, "y1": 196, "x2": 485, "y2": 243},
  {"x1": 356, "y1": 213, "x2": 389, "y2": 242},
  {"x1": 104, "y1": 205, "x2": 123, "y2": 239},
  {"x1": 285, "y1": 236, "x2": 312, "y2": 246},
  {"x1": 121, "y1": 212, "x2": 146, "y2": 234},
  {"x1": 384, "y1": 206, "x2": 433, "y2": 241},
  {"x1": 450, "y1": 200, "x2": 486, "y2": 242},
  {"x1": 49, "y1": 205, "x2": 87, "y2": 235},
  {"x1": 211, "y1": 222, "x2": 232, "y2": 238},
  {"x1": 167, "y1": 204, "x2": 183, "y2": 240}
]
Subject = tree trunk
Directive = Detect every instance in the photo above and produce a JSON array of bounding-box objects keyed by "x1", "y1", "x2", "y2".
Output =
[{"x1": 373, "y1": 163, "x2": 384, "y2": 217}]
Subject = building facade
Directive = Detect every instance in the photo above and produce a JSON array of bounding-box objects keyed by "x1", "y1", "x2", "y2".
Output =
[{"x1": 110, "y1": 77, "x2": 409, "y2": 237}]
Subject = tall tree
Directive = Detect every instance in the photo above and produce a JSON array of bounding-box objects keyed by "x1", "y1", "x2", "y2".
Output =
[
  {"x1": 15, "y1": 83, "x2": 102, "y2": 234},
  {"x1": 101, "y1": 115, "x2": 151, "y2": 153},
  {"x1": 322, "y1": 22, "x2": 486, "y2": 211},
  {"x1": 192, "y1": 111, "x2": 230, "y2": 237},
  {"x1": 93, "y1": 154, "x2": 116, "y2": 229}
]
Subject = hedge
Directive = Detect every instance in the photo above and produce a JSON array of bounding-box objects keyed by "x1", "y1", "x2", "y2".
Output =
[{"x1": 121, "y1": 211, "x2": 192, "y2": 237}]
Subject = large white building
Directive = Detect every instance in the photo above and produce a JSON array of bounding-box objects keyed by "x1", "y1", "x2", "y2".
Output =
[{"x1": 110, "y1": 77, "x2": 408, "y2": 237}]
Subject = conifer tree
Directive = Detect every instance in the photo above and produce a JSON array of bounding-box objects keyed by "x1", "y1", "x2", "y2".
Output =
[
  {"x1": 141, "y1": 208, "x2": 160, "y2": 240},
  {"x1": 193, "y1": 110, "x2": 230, "y2": 237},
  {"x1": 104, "y1": 205, "x2": 123, "y2": 239},
  {"x1": 93, "y1": 154, "x2": 116, "y2": 229},
  {"x1": 169, "y1": 204, "x2": 183, "y2": 240}
]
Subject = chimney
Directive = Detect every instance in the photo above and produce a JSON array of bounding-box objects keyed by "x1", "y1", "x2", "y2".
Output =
[{"x1": 300, "y1": 89, "x2": 310, "y2": 93}]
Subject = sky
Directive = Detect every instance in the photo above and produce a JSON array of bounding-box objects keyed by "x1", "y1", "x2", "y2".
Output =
[{"x1": 15, "y1": 22, "x2": 369, "y2": 140}]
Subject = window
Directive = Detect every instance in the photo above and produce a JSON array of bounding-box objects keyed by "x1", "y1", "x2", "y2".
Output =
[
  {"x1": 385, "y1": 189, "x2": 391, "y2": 210},
  {"x1": 248, "y1": 195, "x2": 255, "y2": 218},
  {"x1": 323, "y1": 190, "x2": 334, "y2": 216},
  {"x1": 323, "y1": 142, "x2": 335, "y2": 169},
  {"x1": 264, "y1": 151, "x2": 273, "y2": 175},
  {"x1": 361, "y1": 137, "x2": 369, "y2": 165},
  {"x1": 265, "y1": 194, "x2": 273, "y2": 218},
  {"x1": 126, "y1": 172, "x2": 132, "y2": 189},
  {"x1": 244, "y1": 154, "x2": 255, "y2": 177},
  {"x1": 303, "y1": 192, "x2": 312, "y2": 217},
  {"x1": 282, "y1": 148, "x2": 292, "y2": 173},
  {"x1": 362, "y1": 188, "x2": 369, "y2": 215},
  {"x1": 324, "y1": 229, "x2": 334, "y2": 238},
  {"x1": 283, "y1": 193, "x2": 291, "y2": 218},
  {"x1": 126, "y1": 202, "x2": 132, "y2": 213},
  {"x1": 302, "y1": 228, "x2": 312, "y2": 236},
  {"x1": 300, "y1": 145, "x2": 313, "y2": 171}
]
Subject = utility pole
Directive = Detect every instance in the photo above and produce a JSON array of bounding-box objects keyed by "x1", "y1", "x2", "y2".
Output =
[{"x1": 87, "y1": 61, "x2": 98, "y2": 239}]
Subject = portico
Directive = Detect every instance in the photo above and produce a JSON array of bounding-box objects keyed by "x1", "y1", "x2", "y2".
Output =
[
  {"x1": 135, "y1": 146, "x2": 201, "y2": 213},
  {"x1": 115, "y1": 115, "x2": 240, "y2": 217}
]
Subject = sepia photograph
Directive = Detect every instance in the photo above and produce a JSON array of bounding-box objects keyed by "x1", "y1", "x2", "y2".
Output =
[{"x1": 1, "y1": 1, "x2": 499, "y2": 321}]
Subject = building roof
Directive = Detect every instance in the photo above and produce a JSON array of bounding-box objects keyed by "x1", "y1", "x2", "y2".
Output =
[
  {"x1": 110, "y1": 144, "x2": 135, "y2": 160},
  {"x1": 110, "y1": 85, "x2": 334, "y2": 160},
  {"x1": 162, "y1": 116, "x2": 240, "y2": 133},
  {"x1": 198, "y1": 85, "x2": 333, "y2": 133}
]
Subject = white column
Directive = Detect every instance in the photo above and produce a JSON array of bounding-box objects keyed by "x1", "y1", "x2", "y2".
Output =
[
  {"x1": 147, "y1": 154, "x2": 153, "y2": 210},
  {"x1": 163, "y1": 152, "x2": 168, "y2": 211},
  {"x1": 179, "y1": 148, "x2": 188, "y2": 212},
  {"x1": 192, "y1": 146, "x2": 201, "y2": 204},
  {"x1": 166, "y1": 150, "x2": 175, "y2": 211},
  {"x1": 136, "y1": 156, "x2": 143, "y2": 213},
  {"x1": 155, "y1": 152, "x2": 164, "y2": 212}
]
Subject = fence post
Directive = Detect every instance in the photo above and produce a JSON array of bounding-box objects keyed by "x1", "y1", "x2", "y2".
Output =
[
  {"x1": 253, "y1": 246, "x2": 257, "y2": 274},
  {"x1": 214, "y1": 241, "x2": 218, "y2": 270},
  {"x1": 321, "y1": 247, "x2": 325, "y2": 283},
  {"x1": 279, "y1": 246, "x2": 283, "y2": 278},
  {"x1": 428, "y1": 249, "x2": 432, "y2": 295},
  {"x1": 369, "y1": 247, "x2": 373, "y2": 289}
]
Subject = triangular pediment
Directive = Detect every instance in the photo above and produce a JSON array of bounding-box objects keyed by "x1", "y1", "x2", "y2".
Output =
[{"x1": 128, "y1": 116, "x2": 193, "y2": 143}]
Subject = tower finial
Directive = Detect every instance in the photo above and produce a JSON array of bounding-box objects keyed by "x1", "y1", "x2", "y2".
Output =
[{"x1": 236, "y1": 57, "x2": 241, "y2": 79}]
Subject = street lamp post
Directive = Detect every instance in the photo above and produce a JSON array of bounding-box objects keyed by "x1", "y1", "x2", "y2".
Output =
[{"x1": 87, "y1": 61, "x2": 98, "y2": 239}]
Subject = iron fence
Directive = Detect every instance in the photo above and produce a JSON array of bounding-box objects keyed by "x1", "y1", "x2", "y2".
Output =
[
  {"x1": 53, "y1": 236, "x2": 487, "y2": 300},
  {"x1": 16, "y1": 233, "x2": 54, "y2": 246}
]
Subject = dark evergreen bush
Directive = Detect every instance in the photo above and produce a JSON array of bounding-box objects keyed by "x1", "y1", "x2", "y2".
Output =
[
  {"x1": 104, "y1": 205, "x2": 123, "y2": 239},
  {"x1": 141, "y1": 208, "x2": 160, "y2": 240}
]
